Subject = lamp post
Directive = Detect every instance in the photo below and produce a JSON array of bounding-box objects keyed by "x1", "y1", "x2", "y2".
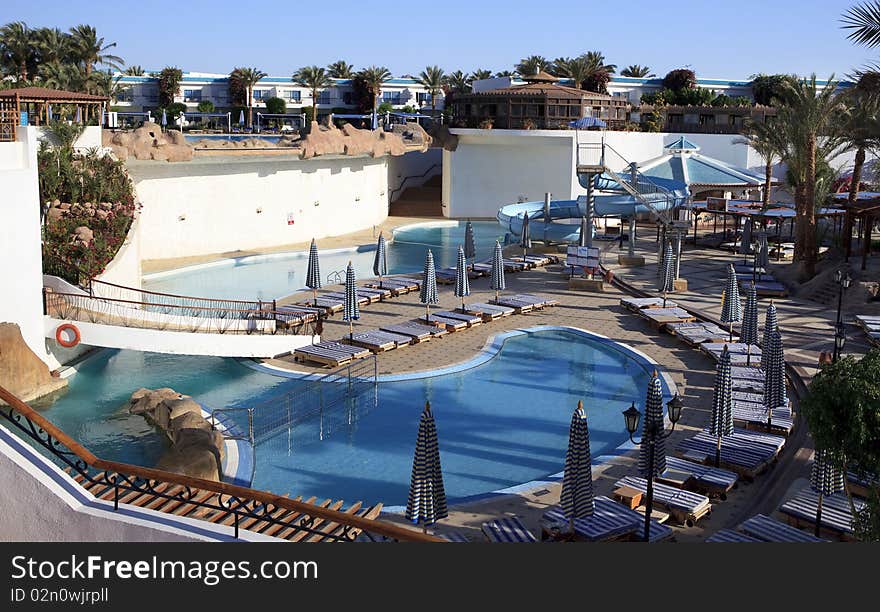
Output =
[
  {"x1": 622, "y1": 394, "x2": 684, "y2": 542},
  {"x1": 832, "y1": 270, "x2": 852, "y2": 362}
]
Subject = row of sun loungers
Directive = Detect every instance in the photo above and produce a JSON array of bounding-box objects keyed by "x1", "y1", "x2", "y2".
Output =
[
  {"x1": 855, "y1": 314, "x2": 880, "y2": 347},
  {"x1": 492, "y1": 293, "x2": 559, "y2": 314},
  {"x1": 778, "y1": 487, "x2": 866, "y2": 541},
  {"x1": 615, "y1": 475, "x2": 713, "y2": 526},
  {"x1": 662, "y1": 456, "x2": 739, "y2": 498},
  {"x1": 675, "y1": 429, "x2": 782, "y2": 479},
  {"x1": 540, "y1": 496, "x2": 673, "y2": 542},
  {"x1": 706, "y1": 513, "x2": 826, "y2": 543}
]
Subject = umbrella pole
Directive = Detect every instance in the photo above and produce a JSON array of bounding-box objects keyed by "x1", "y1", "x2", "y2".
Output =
[
  {"x1": 349, "y1": 320, "x2": 353, "y2": 341},
  {"x1": 746, "y1": 344, "x2": 751, "y2": 366},
  {"x1": 715, "y1": 436, "x2": 722, "y2": 468},
  {"x1": 729, "y1": 322, "x2": 733, "y2": 343},
  {"x1": 662, "y1": 289, "x2": 667, "y2": 309},
  {"x1": 313, "y1": 288, "x2": 317, "y2": 307},
  {"x1": 426, "y1": 304, "x2": 429, "y2": 323},
  {"x1": 815, "y1": 493, "x2": 824, "y2": 537}
]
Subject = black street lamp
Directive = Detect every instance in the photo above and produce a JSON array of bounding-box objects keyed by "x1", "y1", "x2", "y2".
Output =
[
  {"x1": 833, "y1": 270, "x2": 852, "y2": 362},
  {"x1": 622, "y1": 394, "x2": 684, "y2": 542}
]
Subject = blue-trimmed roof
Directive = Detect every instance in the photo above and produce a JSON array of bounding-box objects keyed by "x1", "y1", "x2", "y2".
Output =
[
  {"x1": 640, "y1": 150, "x2": 764, "y2": 187},
  {"x1": 115, "y1": 73, "x2": 421, "y2": 86},
  {"x1": 665, "y1": 136, "x2": 700, "y2": 151}
]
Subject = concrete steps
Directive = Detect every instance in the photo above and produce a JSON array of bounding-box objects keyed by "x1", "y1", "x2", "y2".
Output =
[{"x1": 389, "y1": 174, "x2": 443, "y2": 217}]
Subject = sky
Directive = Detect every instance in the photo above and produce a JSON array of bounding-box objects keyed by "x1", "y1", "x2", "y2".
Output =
[{"x1": 2, "y1": 0, "x2": 876, "y2": 80}]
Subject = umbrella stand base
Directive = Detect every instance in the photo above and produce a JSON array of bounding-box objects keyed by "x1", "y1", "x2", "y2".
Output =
[
  {"x1": 673, "y1": 278, "x2": 688, "y2": 292},
  {"x1": 568, "y1": 277, "x2": 605, "y2": 292},
  {"x1": 618, "y1": 254, "x2": 646, "y2": 267}
]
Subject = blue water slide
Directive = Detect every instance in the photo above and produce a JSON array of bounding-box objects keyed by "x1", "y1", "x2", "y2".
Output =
[{"x1": 496, "y1": 173, "x2": 689, "y2": 242}]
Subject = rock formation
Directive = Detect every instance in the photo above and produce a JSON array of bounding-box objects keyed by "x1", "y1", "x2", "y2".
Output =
[
  {"x1": 0, "y1": 323, "x2": 67, "y2": 403},
  {"x1": 103, "y1": 122, "x2": 194, "y2": 162},
  {"x1": 128, "y1": 388, "x2": 225, "y2": 481}
]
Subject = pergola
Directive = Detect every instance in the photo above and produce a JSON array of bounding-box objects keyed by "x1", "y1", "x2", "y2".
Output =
[
  {"x1": 841, "y1": 197, "x2": 880, "y2": 270},
  {"x1": 0, "y1": 87, "x2": 109, "y2": 140}
]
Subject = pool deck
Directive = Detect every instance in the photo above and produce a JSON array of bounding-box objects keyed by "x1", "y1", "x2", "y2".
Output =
[{"x1": 144, "y1": 216, "x2": 871, "y2": 543}]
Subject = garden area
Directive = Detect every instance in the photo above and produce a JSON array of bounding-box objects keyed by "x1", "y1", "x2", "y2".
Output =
[{"x1": 38, "y1": 121, "x2": 138, "y2": 284}]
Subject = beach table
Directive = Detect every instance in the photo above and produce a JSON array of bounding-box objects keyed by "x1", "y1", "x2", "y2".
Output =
[
  {"x1": 347, "y1": 330, "x2": 413, "y2": 353},
  {"x1": 465, "y1": 303, "x2": 515, "y2": 321},
  {"x1": 779, "y1": 488, "x2": 865, "y2": 541},
  {"x1": 740, "y1": 513, "x2": 826, "y2": 543}
]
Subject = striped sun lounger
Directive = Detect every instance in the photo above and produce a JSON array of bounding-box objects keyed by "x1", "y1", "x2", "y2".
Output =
[
  {"x1": 465, "y1": 303, "x2": 515, "y2": 321},
  {"x1": 440, "y1": 531, "x2": 470, "y2": 543},
  {"x1": 615, "y1": 476, "x2": 712, "y2": 526},
  {"x1": 665, "y1": 322, "x2": 732, "y2": 346},
  {"x1": 779, "y1": 488, "x2": 865, "y2": 540},
  {"x1": 541, "y1": 496, "x2": 671, "y2": 542},
  {"x1": 424, "y1": 314, "x2": 469, "y2": 332},
  {"x1": 348, "y1": 330, "x2": 413, "y2": 352},
  {"x1": 481, "y1": 517, "x2": 537, "y2": 543},
  {"x1": 294, "y1": 344, "x2": 356, "y2": 367},
  {"x1": 705, "y1": 529, "x2": 762, "y2": 543},
  {"x1": 664, "y1": 456, "x2": 738, "y2": 496},
  {"x1": 740, "y1": 513, "x2": 827, "y2": 543},
  {"x1": 676, "y1": 433, "x2": 774, "y2": 479},
  {"x1": 321, "y1": 291, "x2": 371, "y2": 306},
  {"x1": 620, "y1": 297, "x2": 678, "y2": 312},
  {"x1": 433, "y1": 310, "x2": 482, "y2": 326},
  {"x1": 380, "y1": 321, "x2": 447, "y2": 342},
  {"x1": 749, "y1": 281, "x2": 788, "y2": 297},
  {"x1": 501, "y1": 259, "x2": 527, "y2": 272},
  {"x1": 847, "y1": 469, "x2": 879, "y2": 499},
  {"x1": 731, "y1": 402, "x2": 794, "y2": 434}
]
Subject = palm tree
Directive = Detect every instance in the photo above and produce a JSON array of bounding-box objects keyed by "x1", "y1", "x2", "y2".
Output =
[
  {"x1": 0, "y1": 21, "x2": 34, "y2": 81},
  {"x1": 621, "y1": 64, "x2": 655, "y2": 78},
  {"x1": 357, "y1": 65, "x2": 392, "y2": 116},
  {"x1": 736, "y1": 120, "x2": 783, "y2": 210},
  {"x1": 770, "y1": 75, "x2": 847, "y2": 277},
  {"x1": 554, "y1": 56, "x2": 591, "y2": 89},
  {"x1": 583, "y1": 51, "x2": 616, "y2": 74},
  {"x1": 471, "y1": 68, "x2": 493, "y2": 81},
  {"x1": 39, "y1": 61, "x2": 79, "y2": 91},
  {"x1": 68, "y1": 24, "x2": 123, "y2": 77},
  {"x1": 293, "y1": 65, "x2": 332, "y2": 125},
  {"x1": 232, "y1": 67, "x2": 267, "y2": 128},
  {"x1": 842, "y1": 1, "x2": 880, "y2": 47},
  {"x1": 443, "y1": 70, "x2": 472, "y2": 94},
  {"x1": 35, "y1": 27, "x2": 70, "y2": 66},
  {"x1": 327, "y1": 60, "x2": 354, "y2": 79},
  {"x1": 124, "y1": 65, "x2": 145, "y2": 76},
  {"x1": 494, "y1": 70, "x2": 515, "y2": 78},
  {"x1": 416, "y1": 65, "x2": 445, "y2": 110},
  {"x1": 515, "y1": 55, "x2": 549, "y2": 77}
]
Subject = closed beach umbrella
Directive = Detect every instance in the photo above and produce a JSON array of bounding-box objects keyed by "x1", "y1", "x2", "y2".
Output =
[
  {"x1": 305, "y1": 239, "x2": 322, "y2": 306},
  {"x1": 740, "y1": 218, "x2": 752, "y2": 258},
  {"x1": 760, "y1": 301, "x2": 778, "y2": 372},
  {"x1": 741, "y1": 283, "x2": 759, "y2": 365},
  {"x1": 420, "y1": 249, "x2": 439, "y2": 322},
  {"x1": 810, "y1": 448, "x2": 845, "y2": 537},
  {"x1": 758, "y1": 233, "x2": 770, "y2": 269},
  {"x1": 372, "y1": 232, "x2": 387, "y2": 288},
  {"x1": 75, "y1": 106, "x2": 82, "y2": 123},
  {"x1": 520, "y1": 212, "x2": 532, "y2": 259},
  {"x1": 405, "y1": 402, "x2": 448, "y2": 532},
  {"x1": 490, "y1": 240, "x2": 506, "y2": 302},
  {"x1": 720, "y1": 264, "x2": 742, "y2": 342},
  {"x1": 708, "y1": 346, "x2": 734, "y2": 467},
  {"x1": 464, "y1": 220, "x2": 476, "y2": 269},
  {"x1": 47, "y1": 104, "x2": 53, "y2": 121},
  {"x1": 578, "y1": 217, "x2": 590, "y2": 247},
  {"x1": 659, "y1": 240, "x2": 674, "y2": 308},
  {"x1": 454, "y1": 245, "x2": 470, "y2": 312},
  {"x1": 342, "y1": 261, "x2": 359, "y2": 340},
  {"x1": 238, "y1": 109, "x2": 245, "y2": 125},
  {"x1": 160, "y1": 108, "x2": 166, "y2": 127},
  {"x1": 763, "y1": 329, "x2": 787, "y2": 430},
  {"x1": 560, "y1": 400, "x2": 595, "y2": 530},
  {"x1": 638, "y1": 372, "x2": 667, "y2": 478}
]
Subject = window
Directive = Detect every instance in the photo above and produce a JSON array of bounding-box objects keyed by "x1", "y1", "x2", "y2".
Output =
[
  {"x1": 417, "y1": 92, "x2": 431, "y2": 105},
  {"x1": 253, "y1": 90, "x2": 268, "y2": 100},
  {"x1": 283, "y1": 90, "x2": 302, "y2": 102},
  {"x1": 382, "y1": 91, "x2": 402, "y2": 105},
  {"x1": 317, "y1": 91, "x2": 331, "y2": 105},
  {"x1": 342, "y1": 92, "x2": 353, "y2": 105},
  {"x1": 183, "y1": 89, "x2": 202, "y2": 102}
]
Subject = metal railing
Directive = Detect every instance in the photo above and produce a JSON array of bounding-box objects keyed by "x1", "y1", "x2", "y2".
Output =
[
  {"x1": 0, "y1": 384, "x2": 439, "y2": 542},
  {"x1": 388, "y1": 163, "x2": 441, "y2": 202}
]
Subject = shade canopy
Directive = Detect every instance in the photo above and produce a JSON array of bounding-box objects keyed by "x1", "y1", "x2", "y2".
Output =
[
  {"x1": 569, "y1": 116, "x2": 607, "y2": 129},
  {"x1": 810, "y1": 449, "x2": 845, "y2": 497},
  {"x1": 760, "y1": 302, "x2": 778, "y2": 372},
  {"x1": 741, "y1": 284, "x2": 759, "y2": 346},
  {"x1": 454, "y1": 246, "x2": 470, "y2": 304},
  {"x1": 372, "y1": 233, "x2": 388, "y2": 279},
  {"x1": 639, "y1": 137, "x2": 766, "y2": 189}
]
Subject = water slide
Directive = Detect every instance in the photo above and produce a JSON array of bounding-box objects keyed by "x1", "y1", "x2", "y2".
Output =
[{"x1": 497, "y1": 173, "x2": 690, "y2": 243}]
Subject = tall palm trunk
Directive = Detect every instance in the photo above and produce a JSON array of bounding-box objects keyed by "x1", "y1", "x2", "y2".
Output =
[
  {"x1": 844, "y1": 146, "x2": 866, "y2": 257},
  {"x1": 763, "y1": 160, "x2": 772, "y2": 209},
  {"x1": 247, "y1": 87, "x2": 253, "y2": 128},
  {"x1": 431, "y1": 92, "x2": 436, "y2": 111},
  {"x1": 803, "y1": 136, "x2": 818, "y2": 278},
  {"x1": 19, "y1": 61, "x2": 27, "y2": 82}
]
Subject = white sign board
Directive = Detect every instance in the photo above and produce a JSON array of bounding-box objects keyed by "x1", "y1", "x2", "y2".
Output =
[{"x1": 566, "y1": 246, "x2": 600, "y2": 269}]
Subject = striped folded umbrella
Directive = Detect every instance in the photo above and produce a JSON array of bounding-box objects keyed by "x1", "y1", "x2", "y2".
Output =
[
  {"x1": 464, "y1": 220, "x2": 476, "y2": 269},
  {"x1": 810, "y1": 448, "x2": 845, "y2": 536},
  {"x1": 741, "y1": 283, "x2": 759, "y2": 365},
  {"x1": 342, "y1": 261, "x2": 359, "y2": 340},
  {"x1": 578, "y1": 217, "x2": 590, "y2": 248},
  {"x1": 305, "y1": 239, "x2": 322, "y2": 306},
  {"x1": 720, "y1": 263, "x2": 742, "y2": 342},
  {"x1": 740, "y1": 218, "x2": 752, "y2": 257},
  {"x1": 490, "y1": 240, "x2": 506, "y2": 302},
  {"x1": 758, "y1": 233, "x2": 770, "y2": 269},
  {"x1": 639, "y1": 372, "x2": 667, "y2": 478},
  {"x1": 520, "y1": 212, "x2": 532, "y2": 258},
  {"x1": 454, "y1": 245, "x2": 470, "y2": 312},
  {"x1": 372, "y1": 232, "x2": 387, "y2": 288},
  {"x1": 405, "y1": 402, "x2": 448, "y2": 531},
  {"x1": 420, "y1": 249, "x2": 439, "y2": 322},
  {"x1": 763, "y1": 329, "x2": 787, "y2": 429},
  {"x1": 160, "y1": 108, "x2": 166, "y2": 127},
  {"x1": 239, "y1": 109, "x2": 245, "y2": 125},
  {"x1": 708, "y1": 346, "x2": 733, "y2": 467},
  {"x1": 659, "y1": 241, "x2": 674, "y2": 307},
  {"x1": 560, "y1": 400, "x2": 595, "y2": 526},
  {"x1": 760, "y1": 301, "x2": 778, "y2": 372}
]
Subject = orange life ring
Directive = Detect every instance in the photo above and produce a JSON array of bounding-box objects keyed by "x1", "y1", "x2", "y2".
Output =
[{"x1": 55, "y1": 323, "x2": 80, "y2": 348}]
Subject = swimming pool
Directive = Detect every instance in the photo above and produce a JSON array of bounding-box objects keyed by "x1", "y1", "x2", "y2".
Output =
[
  {"x1": 143, "y1": 221, "x2": 507, "y2": 300},
  {"x1": 30, "y1": 328, "x2": 669, "y2": 507},
  {"x1": 185, "y1": 134, "x2": 282, "y2": 144}
]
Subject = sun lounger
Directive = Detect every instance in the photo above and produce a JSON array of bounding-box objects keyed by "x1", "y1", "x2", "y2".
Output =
[
  {"x1": 354, "y1": 286, "x2": 392, "y2": 301},
  {"x1": 465, "y1": 302, "x2": 515, "y2": 321},
  {"x1": 433, "y1": 310, "x2": 482, "y2": 327},
  {"x1": 439, "y1": 531, "x2": 470, "y2": 543},
  {"x1": 675, "y1": 433, "x2": 774, "y2": 479},
  {"x1": 511, "y1": 293, "x2": 558, "y2": 308},
  {"x1": 732, "y1": 401, "x2": 794, "y2": 434},
  {"x1": 639, "y1": 307, "x2": 696, "y2": 329},
  {"x1": 423, "y1": 314, "x2": 468, "y2": 331},
  {"x1": 620, "y1": 297, "x2": 679, "y2": 312},
  {"x1": 472, "y1": 262, "x2": 493, "y2": 275},
  {"x1": 706, "y1": 529, "x2": 762, "y2": 543},
  {"x1": 321, "y1": 291, "x2": 371, "y2": 306},
  {"x1": 481, "y1": 517, "x2": 537, "y2": 543},
  {"x1": 779, "y1": 488, "x2": 864, "y2": 541},
  {"x1": 364, "y1": 276, "x2": 420, "y2": 296},
  {"x1": 664, "y1": 456, "x2": 738, "y2": 497},
  {"x1": 347, "y1": 330, "x2": 413, "y2": 352},
  {"x1": 294, "y1": 344, "x2": 355, "y2": 367},
  {"x1": 491, "y1": 296, "x2": 535, "y2": 313},
  {"x1": 541, "y1": 496, "x2": 672, "y2": 542},
  {"x1": 735, "y1": 272, "x2": 777, "y2": 282},
  {"x1": 379, "y1": 321, "x2": 445, "y2": 342},
  {"x1": 306, "y1": 297, "x2": 344, "y2": 314},
  {"x1": 740, "y1": 513, "x2": 827, "y2": 543},
  {"x1": 734, "y1": 264, "x2": 766, "y2": 275},
  {"x1": 614, "y1": 476, "x2": 711, "y2": 526},
  {"x1": 847, "y1": 470, "x2": 879, "y2": 499},
  {"x1": 665, "y1": 321, "x2": 732, "y2": 346},
  {"x1": 501, "y1": 259, "x2": 527, "y2": 272},
  {"x1": 747, "y1": 281, "x2": 788, "y2": 297}
]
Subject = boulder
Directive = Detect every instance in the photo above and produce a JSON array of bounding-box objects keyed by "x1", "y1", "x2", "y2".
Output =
[
  {"x1": 171, "y1": 413, "x2": 213, "y2": 440},
  {"x1": 46, "y1": 207, "x2": 64, "y2": 223},
  {"x1": 167, "y1": 397, "x2": 202, "y2": 421},
  {"x1": 72, "y1": 226, "x2": 94, "y2": 247},
  {"x1": 155, "y1": 446, "x2": 220, "y2": 482},
  {"x1": 110, "y1": 121, "x2": 194, "y2": 163}
]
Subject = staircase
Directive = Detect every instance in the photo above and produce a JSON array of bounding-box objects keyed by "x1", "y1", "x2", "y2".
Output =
[
  {"x1": 806, "y1": 264, "x2": 852, "y2": 307},
  {"x1": 389, "y1": 174, "x2": 443, "y2": 217}
]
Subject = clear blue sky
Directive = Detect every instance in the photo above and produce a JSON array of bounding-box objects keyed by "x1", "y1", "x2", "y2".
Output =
[{"x1": 2, "y1": 0, "x2": 874, "y2": 79}]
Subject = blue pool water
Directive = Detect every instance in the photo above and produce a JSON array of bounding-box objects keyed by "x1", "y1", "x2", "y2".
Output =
[
  {"x1": 185, "y1": 134, "x2": 282, "y2": 144},
  {"x1": 32, "y1": 329, "x2": 666, "y2": 506},
  {"x1": 143, "y1": 221, "x2": 507, "y2": 300}
]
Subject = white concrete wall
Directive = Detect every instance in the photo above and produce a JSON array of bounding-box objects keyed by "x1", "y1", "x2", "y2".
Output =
[
  {"x1": 0, "y1": 128, "x2": 53, "y2": 368},
  {"x1": 31, "y1": 125, "x2": 102, "y2": 151},
  {"x1": 387, "y1": 149, "x2": 442, "y2": 202},
  {"x1": 444, "y1": 129, "x2": 880, "y2": 218},
  {"x1": 130, "y1": 155, "x2": 390, "y2": 261},
  {"x1": 93, "y1": 215, "x2": 142, "y2": 293}
]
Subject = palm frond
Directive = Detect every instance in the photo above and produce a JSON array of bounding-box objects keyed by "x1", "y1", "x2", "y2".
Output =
[{"x1": 842, "y1": 1, "x2": 880, "y2": 48}]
